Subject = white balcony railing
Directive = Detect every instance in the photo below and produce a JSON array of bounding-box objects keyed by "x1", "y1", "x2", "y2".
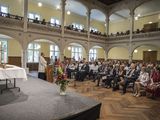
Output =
[{"x1": 0, "y1": 15, "x2": 160, "y2": 44}]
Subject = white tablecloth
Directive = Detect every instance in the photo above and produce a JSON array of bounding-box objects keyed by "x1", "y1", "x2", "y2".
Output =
[{"x1": 0, "y1": 65, "x2": 27, "y2": 80}]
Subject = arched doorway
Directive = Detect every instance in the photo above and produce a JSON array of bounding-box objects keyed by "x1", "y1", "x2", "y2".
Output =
[
  {"x1": 64, "y1": 43, "x2": 86, "y2": 61},
  {"x1": 0, "y1": 33, "x2": 22, "y2": 66}
]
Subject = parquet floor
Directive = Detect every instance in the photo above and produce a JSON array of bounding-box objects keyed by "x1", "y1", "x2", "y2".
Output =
[{"x1": 69, "y1": 81, "x2": 160, "y2": 120}]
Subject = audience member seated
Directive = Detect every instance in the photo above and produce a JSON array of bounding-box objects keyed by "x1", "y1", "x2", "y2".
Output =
[
  {"x1": 95, "y1": 62, "x2": 106, "y2": 86},
  {"x1": 126, "y1": 30, "x2": 130, "y2": 35},
  {"x1": 116, "y1": 32, "x2": 120, "y2": 36},
  {"x1": 120, "y1": 32, "x2": 124, "y2": 35},
  {"x1": 134, "y1": 66, "x2": 150, "y2": 97},
  {"x1": 89, "y1": 62, "x2": 99, "y2": 80},
  {"x1": 66, "y1": 62, "x2": 77, "y2": 79},
  {"x1": 136, "y1": 29, "x2": 140, "y2": 34},
  {"x1": 112, "y1": 65, "x2": 126, "y2": 91},
  {"x1": 76, "y1": 61, "x2": 89, "y2": 81},
  {"x1": 103, "y1": 65, "x2": 116, "y2": 88},
  {"x1": 140, "y1": 28, "x2": 145, "y2": 33},
  {"x1": 90, "y1": 30, "x2": 94, "y2": 34},
  {"x1": 110, "y1": 33, "x2": 114, "y2": 36},
  {"x1": 120, "y1": 63, "x2": 138, "y2": 95},
  {"x1": 81, "y1": 28, "x2": 85, "y2": 32},
  {"x1": 41, "y1": 19, "x2": 46, "y2": 25},
  {"x1": 33, "y1": 17, "x2": 39, "y2": 24},
  {"x1": 146, "y1": 66, "x2": 160, "y2": 98}
]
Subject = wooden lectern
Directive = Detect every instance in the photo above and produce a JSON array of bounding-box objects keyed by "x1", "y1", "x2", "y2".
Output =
[{"x1": 46, "y1": 65, "x2": 54, "y2": 83}]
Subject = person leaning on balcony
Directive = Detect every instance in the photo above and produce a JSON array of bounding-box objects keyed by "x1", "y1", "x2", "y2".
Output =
[
  {"x1": 38, "y1": 52, "x2": 47, "y2": 80},
  {"x1": 33, "y1": 17, "x2": 39, "y2": 24},
  {"x1": 41, "y1": 19, "x2": 46, "y2": 25}
]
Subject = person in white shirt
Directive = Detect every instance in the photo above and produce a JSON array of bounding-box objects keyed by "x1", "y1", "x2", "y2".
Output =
[{"x1": 38, "y1": 52, "x2": 47, "y2": 80}]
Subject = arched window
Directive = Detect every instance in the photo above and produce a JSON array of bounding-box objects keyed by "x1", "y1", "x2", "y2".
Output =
[
  {"x1": 27, "y1": 43, "x2": 41, "y2": 63},
  {"x1": 50, "y1": 18, "x2": 60, "y2": 26},
  {"x1": 0, "y1": 40, "x2": 8, "y2": 63},
  {"x1": 71, "y1": 46, "x2": 82, "y2": 61},
  {"x1": 89, "y1": 49, "x2": 97, "y2": 61},
  {"x1": 50, "y1": 45, "x2": 60, "y2": 59}
]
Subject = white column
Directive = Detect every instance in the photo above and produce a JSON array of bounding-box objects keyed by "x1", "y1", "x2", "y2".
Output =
[
  {"x1": 86, "y1": 8, "x2": 91, "y2": 40},
  {"x1": 60, "y1": 53, "x2": 64, "y2": 61},
  {"x1": 129, "y1": 10, "x2": 135, "y2": 63},
  {"x1": 105, "y1": 16, "x2": 110, "y2": 36},
  {"x1": 86, "y1": 9, "x2": 91, "y2": 61},
  {"x1": 23, "y1": 0, "x2": 28, "y2": 32},
  {"x1": 105, "y1": 51, "x2": 108, "y2": 60},
  {"x1": 21, "y1": 48, "x2": 27, "y2": 71},
  {"x1": 61, "y1": 0, "x2": 66, "y2": 37}
]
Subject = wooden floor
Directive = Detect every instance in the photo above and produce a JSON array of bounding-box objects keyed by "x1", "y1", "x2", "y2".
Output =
[{"x1": 69, "y1": 80, "x2": 160, "y2": 120}]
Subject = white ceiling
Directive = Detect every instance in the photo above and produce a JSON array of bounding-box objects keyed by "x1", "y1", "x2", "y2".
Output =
[
  {"x1": 15, "y1": 0, "x2": 160, "y2": 22},
  {"x1": 91, "y1": 9, "x2": 106, "y2": 22},
  {"x1": 135, "y1": 0, "x2": 160, "y2": 16},
  {"x1": 31, "y1": 0, "x2": 160, "y2": 22}
]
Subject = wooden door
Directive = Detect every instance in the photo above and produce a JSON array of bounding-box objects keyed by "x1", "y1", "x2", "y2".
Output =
[{"x1": 143, "y1": 51, "x2": 157, "y2": 62}]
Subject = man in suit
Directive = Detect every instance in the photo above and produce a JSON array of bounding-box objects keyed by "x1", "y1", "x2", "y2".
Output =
[
  {"x1": 78, "y1": 61, "x2": 89, "y2": 81},
  {"x1": 122, "y1": 63, "x2": 138, "y2": 94}
]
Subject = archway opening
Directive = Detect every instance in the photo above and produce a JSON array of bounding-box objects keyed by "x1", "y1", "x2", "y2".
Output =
[
  {"x1": 65, "y1": 0, "x2": 87, "y2": 31},
  {"x1": 109, "y1": 9, "x2": 130, "y2": 35},
  {"x1": 0, "y1": 33, "x2": 22, "y2": 67},
  {"x1": 64, "y1": 43, "x2": 86, "y2": 62},
  {"x1": 132, "y1": 45, "x2": 160, "y2": 63},
  {"x1": 134, "y1": 0, "x2": 160, "y2": 32},
  {"x1": 108, "y1": 47, "x2": 129, "y2": 60},
  {"x1": 89, "y1": 46, "x2": 105, "y2": 61},
  {"x1": 27, "y1": 39, "x2": 60, "y2": 72},
  {"x1": 91, "y1": 9, "x2": 106, "y2": 34}
]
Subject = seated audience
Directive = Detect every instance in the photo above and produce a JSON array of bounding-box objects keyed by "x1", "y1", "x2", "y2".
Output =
[{"x1": 60, "y1": 58, "x2": 160, "y2": 99}]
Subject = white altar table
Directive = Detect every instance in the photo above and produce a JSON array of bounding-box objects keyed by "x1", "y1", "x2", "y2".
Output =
[{"x1": 0, "y1": 65, "x2": 27, "y2": 94}]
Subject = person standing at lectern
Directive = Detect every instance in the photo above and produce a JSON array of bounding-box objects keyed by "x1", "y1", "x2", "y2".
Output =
[{"x1": 38, "y1": 52, "x2": 47, "y2": 80}]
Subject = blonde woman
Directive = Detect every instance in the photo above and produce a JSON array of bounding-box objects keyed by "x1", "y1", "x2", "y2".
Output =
[{"x1": 134, "y1": 66, "x2": 149, "y2": 97}]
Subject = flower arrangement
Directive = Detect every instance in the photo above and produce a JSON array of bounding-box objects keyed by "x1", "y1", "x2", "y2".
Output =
[{"x1": 55, "y1": 65, "x2": 69, "y2": 95}]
